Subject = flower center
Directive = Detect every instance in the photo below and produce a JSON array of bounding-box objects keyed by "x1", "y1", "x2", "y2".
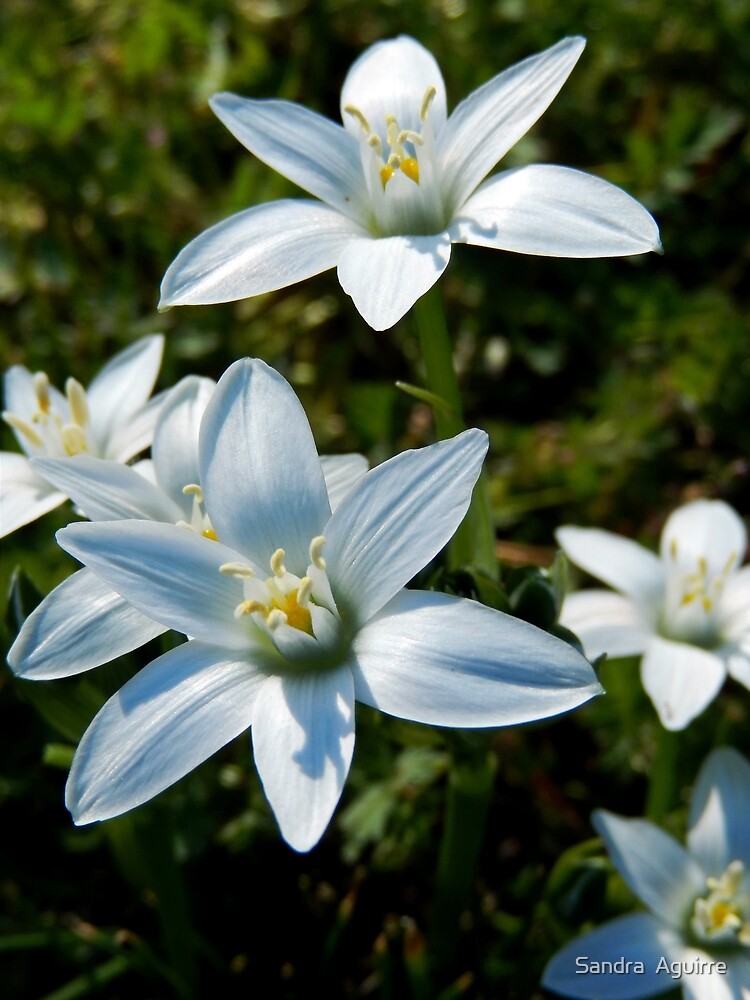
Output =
[
  {"x1": 691, "y1": 861, "x2": 750, "y2": 948},
  {"x1": 177, "y1": 483, "x2": 217, "y2": 540},
  {"x1": 343, "y1": 87, "x2": 446, "y2": 236},
  {"x1": 3, "y1": 371, "x2": 91, "y2": 457},
  {"x1": 660, "y1": 540, "x2": 736, "y2": 646},
  {"x1": 220, "y1": 536, "x2": 342, "y2": 663}
]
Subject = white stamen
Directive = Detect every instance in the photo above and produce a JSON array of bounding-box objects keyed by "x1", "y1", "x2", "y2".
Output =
[
  {"x1": 61, "y1": 424, "x2": 88, "y2": 455},
  {"x1": 65, "y1": 377, "x2": 89, "y2": 428},
  {"x1": 33, "y1": 372, "x2": 51, "y2": 414},
  {"x1": 344, "y1": 104, "x2": 371, "y2": 133},
  {"x1": 266, "y1": 608, "x2": 287, "y2": 630},
  {"x1": 270, "y1": 548, "x2": 286, "y2": 578},
  {"x1": 219, "y1": 562, "x2": 255, "y2": 578},
  {"x1": 3, "y1": 412, "x2": 43, "y2": 448},
  {"x1": 297, "y1": 576, "x2": 313, "y2": 607},
  {"x1": 420, "y1": 85, "x2": 436, "y2": 122},
  {"x1": 182, "y1": 483, "x2": 204, "y2": 501},
  {"x1": 310, "y1": 536, "x2": 326, "y2": 569}
]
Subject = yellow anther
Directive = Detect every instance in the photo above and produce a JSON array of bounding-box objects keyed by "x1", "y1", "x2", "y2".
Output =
[
  {"x1": 310, "y1": 536, "x2": 326, "y2": 569},
  {"x1": 344, "y1": 104, "x2": 371, "y2": 134},
  {"x1": 182, "y1": 483, "x2": 204, "y2": 500},
  {"x1": 380, "y1": 164, "x2": 394, "y2": 188},
  {"x1": 680, "y1": 590, "x2": 698, "y2": 606},
  {"x1": 701, "y1": 596, "x2": 713, "y2": 612},
  {"x1": 235, "y1": 599, "x2": 265, "y2": 618},
  {"x1": 33, "y1": 372, "x2": 51, "y2": 413},
  {"x1": 297, "y1": 576, "x2": 313, "y2": 607},
  {"x1": 669, "y1": 538, "x2": 678, "y2": 560},
  {"x1": 3, "y1": 412, "x2": 43, "y2": 448},
  {"x1": 698, "y1": 556, "x2": 708, "y2": 576},
  {"x1": 397, "y1": 129, "x2": 424, "y2": 147},
  {"x1": 65, "y1": 377, "x2": 89, "y2": 428},
  {"x1": 219, "y1": 562, "x2": 254, "y2": 578},
  {"x1": 271, "y1": 589, "x2": 313, "y2": 635},
  {"x1": 420, "y1": 85, "x2": 436, "y2": 122},
  {"x1": 61, "y1": 424, "x2": 88, "y2": 455},
  {"x1": 400, "y1": 157, "x2": 420, "y2": 183},
  {"x1": 266, "y1": 608, "x2": 287, "y2": 630},
  {"x1": 270, "y1": 548, "x2": 286, "y2": 578}
]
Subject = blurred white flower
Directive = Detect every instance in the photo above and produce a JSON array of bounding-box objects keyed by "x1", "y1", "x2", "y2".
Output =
[
  {"x1": 557, "y1": 500, "x2": 749, "y2": 729},
  {"x1": 160, "y1": 36, "x2": 660, "y2": 331},
  {"x1": 8, "y1": 375, "x2": 367, "y2": 681},
  {"x1": 58, "y1": 357, "x2": 600, "y2": 852},
  {"x1": 1, "y1": 335, "x2": 164, "y2": 538},
  {"x1": 542, "y1": 747, "x2": 750, "y2": 999}
]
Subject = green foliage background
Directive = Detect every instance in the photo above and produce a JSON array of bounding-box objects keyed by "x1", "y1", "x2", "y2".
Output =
[{"x1": 1, "y1": 0, "x2": 748, "y2": 997}]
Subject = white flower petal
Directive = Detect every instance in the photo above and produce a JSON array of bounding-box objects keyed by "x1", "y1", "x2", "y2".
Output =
[
  {"x1": 641, "y1": 637, "x2": 727, "y2": 731},
  {"x1": 57, "y1": 520, "x2": 264, "y2": 649},
  {"x1": 8, "y1": 568, "x2": 166, "y2": 679},
  {"x1": 251, "y1": 667, "x2": 355, "y2": 853},
  {"x1": 105, "y1": 388, "x2": 169, "y2": 463},
  {"x1": 200, "y1": 359, "x2": 330, "y2": 574},
  {"x1": 319, "y1": 453, "x2": 369, "y2": 512},
  {"x1": 450, "y1": 165, "x2": 661, "y2": 257},
  {"x1": 556, "y1": 525, "x2": 665, "y2": 604},
  {"x1": 159, "y1": 199, "x2": 362, "y2": 308},
  {"x1": 661, "y1": 499, "x2": 747, "y2": 579},
  {"x1": 593, "y1": 810, "x2": 708, "y2": 927},
  {"x1": 560, "y1": 589, "x2": 652, "y2": 660},
  {"x1": 86, "y1": 335, "x2": 164, "y2": 455},
  {"x1": 0, "y1": 452, "x2": 66, "y2": 537},
  {"x1": 719, "y1": 566, "x2": 750, "y2": 643},
  {"x1": 33, "y1": 455, "x2": 183, "y2": 523},
  {"x1": 67, "y1": 640, "x2": 264, "y2": 824},
  {"x1": 326, "y1": 429, "x2": 487, "y2": 623},
  {"x1": 352, "y1": 589, "x2": 600, "y2": 727},
  {"x1": 439, "y1": 37, "x2": 585, "y2": 213},
  {"x1": 542, "y1": 912, "x2": 685, "y2": 999},
  {"x1": 209, "y1": 93, "x2": 368, "y2": 222},
  {"x1": 152, "y1": 375, "x2": 215, "y2": 515},
  {"x1": 682, "y1": 954, "x2": 750, "y2": 1000},
  {"x1": 727, "y1": 652, "x2": 750, "y2": 691},
  {"x1": 340, "y1": 36, "x2": 447, "y2": 140},
  {"x1": 4, "y1": 365, "x2": 68, "y2": 433},
  {"x1": 688, "y1": 747, "x2": 750, "y2": 876},
  {"x1": 337, "y1": 233, "x2": 451, "y2": 331}
]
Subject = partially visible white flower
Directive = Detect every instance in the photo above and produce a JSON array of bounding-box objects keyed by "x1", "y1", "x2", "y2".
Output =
[
  {"x1": 8, "y1": 374, "x2": 367, "y2": 681},
  {"x1": 57, "y1": 357, "x2": 600, "y2": 852},
  {"x1": 1, "y1": 335, "x2": 165, "y2": 537},
  {"x1": 542, "y1": 747, "x2": 750, "y2": 999},
  {"x1": 556, "y1": 500, "x2": 749, "y2": 730},
  {"x1": 160, "y1": 36, "x2": 660, "y2": 331}
]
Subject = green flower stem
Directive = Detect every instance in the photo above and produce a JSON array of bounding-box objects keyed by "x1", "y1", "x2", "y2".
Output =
[
  {"x1": 428, "y1": 739, "x2": 497, "y2": 975},
  {"x1": 645, "y1": 724, "x2": 680, "y2": 823},
  {"x1": 412, "y1": 286, "x2": 497, "y2": 579}
]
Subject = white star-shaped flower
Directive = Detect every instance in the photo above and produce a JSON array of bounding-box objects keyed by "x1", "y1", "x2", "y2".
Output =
[
  {"x1": 8, "y1": 374, "x2": 367, "y2": 681},
  {"x1": 556, "y1": 500, "x2": 750, "y2": 730},
  {"x1": 57, "y1": 357, "x2": 600, "y2": 852},
  {"x1": 543, "y1": 747, "x2": 750, "y2": 999},
  {"x1": 1, "y1": 335, "x2": 164, "y2": 538},
  {"x1": 160, "y1": 36, "x2": 660, "y2": 330}
]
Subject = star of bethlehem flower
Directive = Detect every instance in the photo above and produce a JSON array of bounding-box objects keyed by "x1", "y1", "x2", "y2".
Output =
[
  {"x1": 8, "y1": 374, "x2": 368, "y2": 681},
  {"x1": 542, "y1": 747, "x2": 750, "y2": 1000},
  {"x1": 1, "y1": 335, "x2": 164, "y2": 538},
  {"x1": 159, "y1": 36, "x2": 661, "y2": 331},
  {"x1": 57, "y1": 357, "x2": 601, "y2": 852},
  {"x1": 556, "y1": 500, "x2": 749, "y2": 730}
]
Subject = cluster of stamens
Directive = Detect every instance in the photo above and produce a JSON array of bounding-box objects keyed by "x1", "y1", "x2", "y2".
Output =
[
  {"x1": 669, "y1": 539, "x2": 735, "y2": 614},
  {"x1": 177, "y1": 484, "x2": 217, "y2": 540},
  {"x1": 691, "y1": 860, "x2": 750, "y2": 947},
  {"x1": 3, "y1": 371, "x2": 91, "y2": 457},
  {"x1": 344, "y1": 86, "x2": 436, "y2": 189},
  {"x1": 220, "y1": 536, "x2": 329, "y2": 640}
]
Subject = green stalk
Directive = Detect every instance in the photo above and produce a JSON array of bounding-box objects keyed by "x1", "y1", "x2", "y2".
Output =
[
  {"x1": 428, "y1": 742, "x2": 497, "y2": 974},
  {"x1": 645, "y1": 724, "x2": 680, "y2": 823},
  {"x1": 411, "y1": 285, "x2": 497, "y2": 578}
]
